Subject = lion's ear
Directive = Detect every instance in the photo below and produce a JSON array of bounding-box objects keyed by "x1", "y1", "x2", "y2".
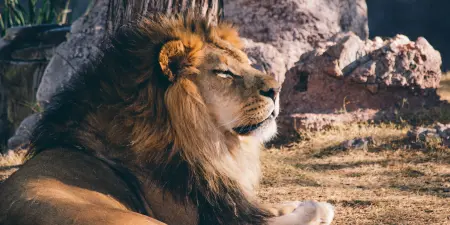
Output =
[{"x1": 159, "y1": 40, "x2": 186, "y2": 82}]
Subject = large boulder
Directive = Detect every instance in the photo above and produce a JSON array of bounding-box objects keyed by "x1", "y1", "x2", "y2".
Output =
[
  {"x1": 224, "y1": 0, "x2": 369, "y2": 81},
  {"x1": 242, "y1": 38, "x2": 287, "y2": 84},
  {"x1": 7, "y1": 113, "x2": 42, "y2": 152},
  {"x1": 278, "y1": 32, "x2": 443, "y2": 135},
  {"x1": 36, "y1": 1, "x2": 109, "y2": 109}
]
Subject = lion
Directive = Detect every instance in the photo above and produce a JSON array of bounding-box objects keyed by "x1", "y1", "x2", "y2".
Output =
[{"x1": 0, "y1": 14, "x2": 334, "y2": 225}]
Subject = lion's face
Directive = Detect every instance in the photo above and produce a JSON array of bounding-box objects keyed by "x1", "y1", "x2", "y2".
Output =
[
  {"x1": 154, "y1": 19, "x2": 280, "y2": 143},
  {"x1": 193, "y1": 45, "x2": 280, "y2": 142}
]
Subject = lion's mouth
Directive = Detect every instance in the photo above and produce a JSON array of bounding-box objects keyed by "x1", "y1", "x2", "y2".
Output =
[{"x1": 233, "y1": 114, "x2": 275, "y2": 135}]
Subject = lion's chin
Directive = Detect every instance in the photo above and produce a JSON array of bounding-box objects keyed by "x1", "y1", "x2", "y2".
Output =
[{"x1": 233, "y1": 116, "x2": 277, "y2": 143}]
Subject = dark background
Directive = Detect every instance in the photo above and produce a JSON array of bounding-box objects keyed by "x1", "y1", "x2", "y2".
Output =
[{"x1": 367, "y1": 0, "x2": 450, "y2": 71}]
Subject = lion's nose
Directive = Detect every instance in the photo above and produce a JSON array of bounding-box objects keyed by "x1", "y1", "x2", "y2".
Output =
[{"x1": 259, "y1": 87, "x2": 280, "y2": 102}]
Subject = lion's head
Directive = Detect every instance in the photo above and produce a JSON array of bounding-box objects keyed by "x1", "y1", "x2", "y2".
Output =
[{"x1": 134, "y1": 16, "x2": 281, "y2": 145}]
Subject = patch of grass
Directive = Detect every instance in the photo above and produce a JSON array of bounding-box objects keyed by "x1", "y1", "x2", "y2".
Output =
[
  {"x1": 340, "y1": 200, "x2": 374, "y2": 208},
  {"x1": 0, "y1": 150, "x2": 25, "y2": 166},
  {"x1": 20, "y1": 101, "x2": 43, "y2": 113},
  {"x1": 335, "y1": 96, "x2": 351, "y2": 114},
  {"x1": 0, "y1": 150, "x2": 25, "y2": 183},
  {"x1": 346, "y1": 172, "x2": 365, "y2": 177},
  {"x1": 1, "y1": 0, "x2": 73, "y2": 37},
  {"x1": 402, "y1": 167, "x2": 425, "y2": 178},
  {"x1": 438, "y1": 72, "x2": 450, "y2": 102}
]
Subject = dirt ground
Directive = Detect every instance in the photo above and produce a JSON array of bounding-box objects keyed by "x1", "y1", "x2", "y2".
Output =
[{"x1": 1, "y1": 76, "x2": 450, "y2": 224}]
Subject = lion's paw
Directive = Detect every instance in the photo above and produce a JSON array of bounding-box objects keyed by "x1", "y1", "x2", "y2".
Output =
[
  {"x1": 292, "y1": 200, "x2": 334, "y2": 225},
  {"x1": 264, "y1": 201, "x2": 302, "y2": 217}
]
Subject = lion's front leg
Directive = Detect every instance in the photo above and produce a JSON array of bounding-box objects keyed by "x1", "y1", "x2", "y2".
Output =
[{"x1": 267, "y1": 200, "x2": 335, "y2": 225}]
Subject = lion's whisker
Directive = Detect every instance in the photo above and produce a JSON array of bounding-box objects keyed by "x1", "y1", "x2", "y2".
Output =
[{"x1": 218, "y1": 112, "x2": 246, "y2": 128}]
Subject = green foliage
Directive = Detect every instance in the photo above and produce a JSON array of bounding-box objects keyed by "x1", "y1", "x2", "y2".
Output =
[
  {"x1": 20, "y1": 101, "x2": 43, "y2": 113},
  {"x1": 0, "y1": 0, "x2": 73, "y2": 37}
]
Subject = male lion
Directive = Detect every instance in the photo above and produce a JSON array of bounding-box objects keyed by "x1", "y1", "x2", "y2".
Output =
[{"x1": 0, "y1": 14, "x2": 334, "y2": 225}]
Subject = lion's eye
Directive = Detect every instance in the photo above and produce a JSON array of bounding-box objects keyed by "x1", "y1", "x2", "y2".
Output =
[{"x1": 213, "y1": 69, "x2": 236, "y2": 79}]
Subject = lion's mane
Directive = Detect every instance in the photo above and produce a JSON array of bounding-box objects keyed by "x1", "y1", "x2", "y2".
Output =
[{"x1": 28, "y1": 14, "x2": 270, "y2": 225}]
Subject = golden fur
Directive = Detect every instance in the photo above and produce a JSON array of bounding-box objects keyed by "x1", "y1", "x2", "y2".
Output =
[{"x1": 0, "y1": 14, "x2": 334, "y2": 225}]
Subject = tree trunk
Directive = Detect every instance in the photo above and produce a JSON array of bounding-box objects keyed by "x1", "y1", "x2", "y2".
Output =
[
  {"x1": 36, "y1": 0, "x2": 223, "y2": 108},
  {"x1": 107, "y1": 0, "x2": 224, "y2": 33}
]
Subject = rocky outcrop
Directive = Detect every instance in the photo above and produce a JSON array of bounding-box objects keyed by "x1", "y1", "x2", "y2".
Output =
[
  {"x1": 224, "y1": 0, "x2": 369, "y2": 80},
  {"x1": 278, "y1": 33, "x2": 443, "y2": 135},
  {"x1": 36, "y1": 1, "x2": 109, "y2": 109}
]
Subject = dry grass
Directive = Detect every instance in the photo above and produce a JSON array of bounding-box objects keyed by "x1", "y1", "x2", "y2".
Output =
[
  {"x1": 0, "y1": 150, "x2": 25, "y2": 183},
  {"x1": 1, "y1": 75, "x2": 450, "y2": 224},
  {"x1": 260, "y1": 124, "x2": 449, "y2": 225},
  {"x1": 437, "y1": 72, "x2": 450, "y2": 102}
]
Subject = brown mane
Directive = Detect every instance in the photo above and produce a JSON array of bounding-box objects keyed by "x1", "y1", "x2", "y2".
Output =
[{"x1": 28, "y1": 14, "x2": 270, "y2": 224}]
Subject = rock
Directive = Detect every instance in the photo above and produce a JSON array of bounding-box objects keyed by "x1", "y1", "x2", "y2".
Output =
[
  {"x1": 36, "y1": 52, "x2": 80, "y2": 109},
  {"x1": 278, "y1": 33, "x2": 443, "y2": 135},
  {"x1": 6, "y1": 136, "x2": 29, "y2": 152},
  {"x1": 242, "y1": 38, "x2": 287, "y2": 83},
  {"x1": 11, "y1": 46, "x2": 55, "y2": 61},
  {"x1": 0, "y1": 24, "x2": 69, "y2": 60},
  {"x1": 407, "y1": 127, "x2": 434, "y2": 141},
  {"x1": 341, "y1": 137, "x2": 374, "y2": 150},
  {"x1": 280, "y1": 111, "x2": 377, "y2": 132},
  {"x1": 224, "y1": 0, "x2": 368, "y2": 70},
  {"x1": 36, "y1": 0, "x2": 109, "y2": 108},
  {"x1": 7, "y1": 113, "x2": 42, "y2": 151},
  {"x1": 435, "y1": 123, "x2": 450, "y2": 140},
  {"x1": 407, "y1": 124, "x2": 450, "y2": 148}
]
